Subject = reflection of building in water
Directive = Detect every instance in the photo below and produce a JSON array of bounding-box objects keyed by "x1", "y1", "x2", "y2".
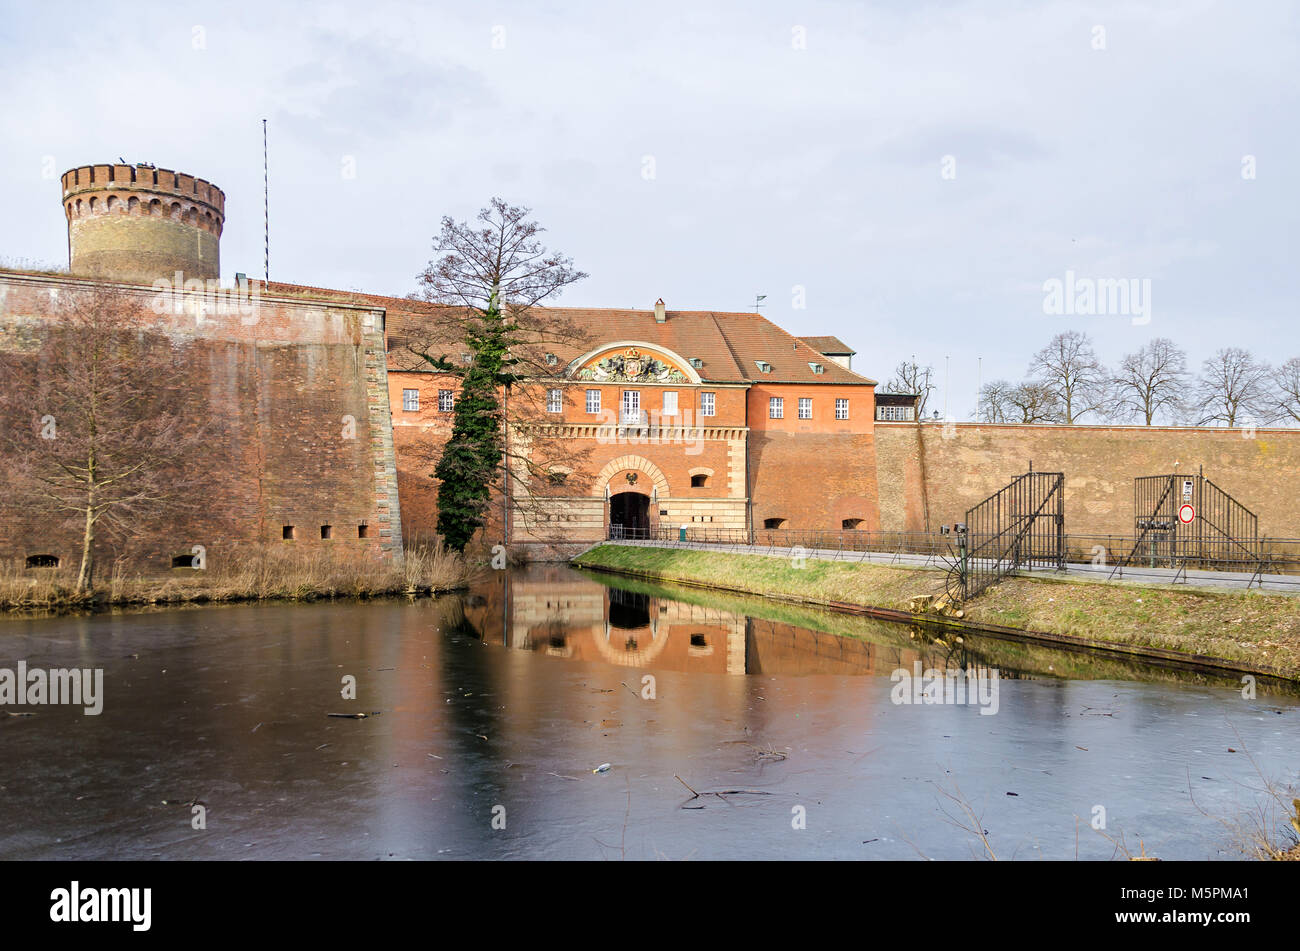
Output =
[
  {"x1": 746, "y1": 620, "x2": 933, "y2": 676},
  {"x1": 457, "y1": 565, "x2": 979, "y2": 678},
  {"x1": 504, "y1": 566, "x2": 746, "y2": 674}
]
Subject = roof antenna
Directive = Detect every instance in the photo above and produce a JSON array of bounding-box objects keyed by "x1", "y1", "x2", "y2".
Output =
[{"x1": 263, "y1": 118, "x2": 270, "y2": 284}]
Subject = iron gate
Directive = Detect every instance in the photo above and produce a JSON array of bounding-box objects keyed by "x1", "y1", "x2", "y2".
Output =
[
  {"x1": 949, "y1": 468, "x2": 1065, "y2": 601},
  {"x1": 1111, "y1": 471, "x2": 1261, "y2": 577}
]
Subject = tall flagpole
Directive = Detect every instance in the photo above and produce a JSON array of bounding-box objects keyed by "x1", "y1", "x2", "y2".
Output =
[{"x1": 263, "y1": 118, "x2": 269, "y2": 284}]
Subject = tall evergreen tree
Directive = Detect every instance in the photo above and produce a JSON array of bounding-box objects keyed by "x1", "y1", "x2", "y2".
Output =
[
  {"x1": 433, "y1": 289, "x2": 515, "y2": 551},
  {"x1": 410, "y1": 198, "x2": 587, "y2": 552}
]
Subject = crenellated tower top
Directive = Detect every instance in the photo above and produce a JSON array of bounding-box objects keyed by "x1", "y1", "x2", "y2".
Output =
[{"x1": 60, "y1": 163, "x2": 225, "y2": 284}]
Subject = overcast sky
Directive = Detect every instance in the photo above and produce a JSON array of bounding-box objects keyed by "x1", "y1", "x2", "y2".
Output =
[{"x1": 1, "y1": 0, "x2": 1295, "y2": 416}]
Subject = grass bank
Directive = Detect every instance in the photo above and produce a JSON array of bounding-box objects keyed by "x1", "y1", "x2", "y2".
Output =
[
  {"x1": 573, "y1": 544, "x2": 1300, "y2": 680},
  {"x1": 0, "y1": 542, "x2": 477, "y2": 615}
]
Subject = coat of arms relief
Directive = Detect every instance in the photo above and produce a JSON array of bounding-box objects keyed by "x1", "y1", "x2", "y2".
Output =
[{"x1": 576, "y1": 347, "x2": 687, "y2": 383}]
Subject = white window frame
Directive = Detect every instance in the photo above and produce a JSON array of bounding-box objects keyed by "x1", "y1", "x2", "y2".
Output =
[
  {"x1": 402, "y1": 388, "x2": 419, "y2": 412},
  {"x1": 438, "y1": 389, "x2": 455, "y2": 413},
  {"x1": 662, "y1": 391, "x2": 678, "y2": 415},
  {"x1": 878, "y1": 405, "x2": 913, "y2": 421},
  {"x1": 769, "y1": 397, "x2": 784, "y2": 419},
  {"x1": 700, "y1": 392, "x2": 715, "y2": 417},
  {"x1": 798, "y1": 397, "x2": 812, "y2": 419},
  {"x1": 835, "y1": 398, "x2": 849, "y2": 420},
  {"x1": 547, "y1": 388, "x2": 562, "y2": 413},
  {"x1": 586, "y1": 389, "x2": 601, "y2": 414},
  {"x1": 622, "y1": 390, "x2": 641, "y2": 423}
]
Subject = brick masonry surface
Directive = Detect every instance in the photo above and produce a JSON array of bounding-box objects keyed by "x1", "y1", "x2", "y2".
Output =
[
  {"x1": 0, "y1": 272, "x2": 401, "y2": 573},
  {"x1": 875, "y1": 421, "x2": 1300, "y2": 537}
]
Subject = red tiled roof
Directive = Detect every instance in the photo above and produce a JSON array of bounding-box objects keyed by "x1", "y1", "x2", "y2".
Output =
[
  {"x1": 798, "y1": 335, "x2": 855, "y2": 356},
  {"x1": 262, "y1": 281, "x2": 875, "y2": 385}
]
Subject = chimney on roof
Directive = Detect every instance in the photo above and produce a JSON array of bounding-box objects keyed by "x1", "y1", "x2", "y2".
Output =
[{"x1": 654, "y1": 298, "x2": 666, "y2": 323}]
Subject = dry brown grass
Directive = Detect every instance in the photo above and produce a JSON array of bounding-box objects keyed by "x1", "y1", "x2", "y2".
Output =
[{"x1": 0, "y1": 541, "x2": 477, "y2": 614}]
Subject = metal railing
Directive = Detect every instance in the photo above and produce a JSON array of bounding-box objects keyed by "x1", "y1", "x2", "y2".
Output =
[{"x1": 602, "y1": 525, "x2": 1300, "y2": 586}]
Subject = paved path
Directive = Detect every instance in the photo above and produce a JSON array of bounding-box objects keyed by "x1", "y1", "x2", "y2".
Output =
[{"x1": 597, "y1": 539, "x2": 1300, "y2": 595}]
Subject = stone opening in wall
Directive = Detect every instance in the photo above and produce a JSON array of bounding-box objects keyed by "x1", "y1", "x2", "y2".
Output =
[
  {"x1": 691, "y1": 474, "x2": 708, "y2": 487},
  {"x1": 321, "y1": 525, "x2": 332, "y2": 540},
  {"x1": 171, "y1": 554, "x2": 196, "y2": 569},
  {"x1": 690, "y1": 634, "x2": 707, "y2": 648},
  {"x1": 842, "y1": 518, "x2": 864, "y2": 530},
  {"x1": 282, "y1": 525, "x2": 295, "y2": 540},
  {"x1": 25, "y1": 554, "x2": 59, "y2": 568},
  {"x1": 609, "y1": 491, "x2": 650, "y2": 538},
  {"x1": 763, "y1": 517, "x2": 786, "y2": 529},
  {"x1": 359, "y1": 523, "x2": 372, "y2": 539}
]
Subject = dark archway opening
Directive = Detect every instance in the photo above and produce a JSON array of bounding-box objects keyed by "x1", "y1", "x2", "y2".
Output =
[
  {"x1": 609, "y1": 491, "x2": 650, "y2": 538},
  {"x1": 608, "y1": 589, "x2": 650, "y2": 629}
]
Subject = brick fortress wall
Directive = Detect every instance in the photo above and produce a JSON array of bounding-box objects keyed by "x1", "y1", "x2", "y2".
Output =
[
  {"x1": 875, "y1": 421, "x2": 1300, "y2": 538},
  {"x1": 0, "y1": 272, "x2": 402, "y2": 573}
]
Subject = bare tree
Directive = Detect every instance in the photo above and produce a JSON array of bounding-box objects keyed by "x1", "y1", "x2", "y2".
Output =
[
  {"x1": 1273, "y1": 357, "x2": 1300, "y2": 424},
  {"x1": 1028, "y1": 330, "x2": 1108, "y2": 423},
  {"x1": 976, "y1": 380, "x2": 1013, "y2": 423},
  {"x1": 0, "y1": 285, "x2": 206, "y2": 590},
  {"x1": 1005, "y1": 382, "x2": 1063, "y2": 423},
  {"x1": 1112, "y1": 337, "x2": 1189, "y2": 424},
  {"x1": 885, "y1": 357, "x2": 935, "y2": 418},
  {"x1": 977, "y1": 380, "x2": 1060, "y2": 423},
  {"x1": 407, "y1": 198, "x2": 592, "y2": 549},
  {"x1": 1193, "y1": 347, "x2": 1275, "y2": 427},
  {"x1": 414, "y1": 197, "x2": 588, "y2": 316}
]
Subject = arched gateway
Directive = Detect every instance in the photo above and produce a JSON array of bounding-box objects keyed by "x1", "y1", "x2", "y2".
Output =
[{"x1": 595, "y1": 455, "x2": 669, "y2": 538}]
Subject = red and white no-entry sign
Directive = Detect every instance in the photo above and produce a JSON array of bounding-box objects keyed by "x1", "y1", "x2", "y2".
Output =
[{"x1": 1178, "y1": 504, "x2": 1196, "y2": 524}]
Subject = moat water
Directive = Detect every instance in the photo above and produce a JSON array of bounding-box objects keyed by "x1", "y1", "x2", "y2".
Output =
[{"x1": 1, "y1": 564, "x2": 1297, "y2": 860}]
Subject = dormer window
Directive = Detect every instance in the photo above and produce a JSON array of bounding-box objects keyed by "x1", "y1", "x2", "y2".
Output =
[
  {"x1": 755, "y1": 360, "x2": 772, "y2": 373},
  {"x1": 689, "y1": 357, "x2": 703, "y2": 369},
  {"x1": 809, "y1": 362, "x2": 824, "y2": 374}
]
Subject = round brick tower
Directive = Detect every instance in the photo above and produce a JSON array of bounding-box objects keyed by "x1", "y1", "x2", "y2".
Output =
[{"x1": 60, "y1": 164, "x2": 225, "y2": 284}]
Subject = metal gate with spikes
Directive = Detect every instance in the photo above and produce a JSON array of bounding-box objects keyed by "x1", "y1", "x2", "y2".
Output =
[
  {"x1": 1109, "y1": 471, "x2": 1262, "y2": 581},
  {"x1": 948, "y1": 468, "x2": 1065, "y2": 601}
]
